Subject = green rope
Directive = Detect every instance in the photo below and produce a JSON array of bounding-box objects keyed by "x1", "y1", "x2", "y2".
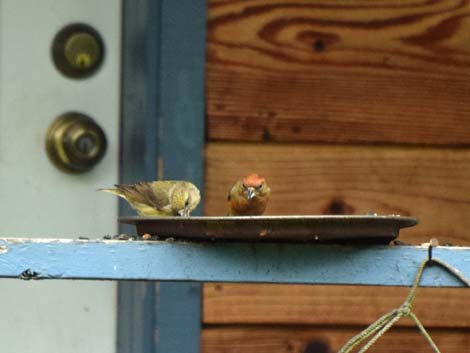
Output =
[
  {"x1": 337, "y1": 251, "x2": 470, "y2": 353},
  {"x1": 337, "y1": 311, "x2": 397, "y2": 353},
  {"x1": 356, "y1": 313, "x2": 402, "y2": 353},
  {"x1": 408, "y1": 312, "x2": 440, "y2": 353},
  {"x1": 431, "y1": 258, "x2": 470, "y2": 287}
]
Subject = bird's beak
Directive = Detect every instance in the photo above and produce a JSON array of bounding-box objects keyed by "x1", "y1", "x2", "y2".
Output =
[
  {"x1": 246, "y1": 187, "x2": 255, "y2": 200},
  {"x1": 179, "y1": 206, "x2": 191, "y2": 217}
]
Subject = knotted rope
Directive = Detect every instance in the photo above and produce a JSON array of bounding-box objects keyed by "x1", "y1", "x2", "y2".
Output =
[{"x1": 338, "y1": 240, "x2": 470, "y2": 353}]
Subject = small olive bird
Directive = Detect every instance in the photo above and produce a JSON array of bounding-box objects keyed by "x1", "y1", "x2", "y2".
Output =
[
  {"x1": 227, "y1": 173, "x2": 271, "y2": 215},
  {"x1": 100, "y1": 181, "x2": 200, "y2": 216}
]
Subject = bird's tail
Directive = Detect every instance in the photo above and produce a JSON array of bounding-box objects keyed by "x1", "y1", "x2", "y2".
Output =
[{"x1": 98, "y1": 187, "x2": 127, "y2": 199}]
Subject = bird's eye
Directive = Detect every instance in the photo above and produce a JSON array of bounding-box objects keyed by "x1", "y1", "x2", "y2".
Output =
[
  {"x1": 256, "y1": 184, "x2": 263, "y2": 189},
  {"x1": 242, "y1": 184, "x2": 247, "y2": 189}
]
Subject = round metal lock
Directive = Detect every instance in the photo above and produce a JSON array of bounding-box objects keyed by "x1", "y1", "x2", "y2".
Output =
[
  {"x1": 51, "y1": 23, "x2": 104, "y2": 79},
  {"x1": 46, "y1": 113, "x2": 107, "y2": 173}
]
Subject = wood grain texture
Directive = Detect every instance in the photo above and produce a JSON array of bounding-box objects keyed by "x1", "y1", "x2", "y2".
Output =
[
  {"x1": 205, "y1": 143, "x2": 470, "y2": 245},
  {"x1": 201, "y1": 327, "x2": 470, "y2": 353},
  {"x1": 206, "y1": 0, "x2": 470, "y2": 144},
  {"x1": 203, "y1": 283, "x2": 470, "y2": 327}
]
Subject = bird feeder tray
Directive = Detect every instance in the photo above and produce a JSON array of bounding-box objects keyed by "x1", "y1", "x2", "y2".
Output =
[{"x1": 119, "y1": 215, "x2": 417, "y2": 243}]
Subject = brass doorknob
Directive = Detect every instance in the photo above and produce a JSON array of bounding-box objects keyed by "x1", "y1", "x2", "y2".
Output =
[
  {"x1": 46, "y1": 113, "x2": 107, "y2": 173},
  {"x1": 52, "y1": 23, "x2": 104, "y2": 79}
]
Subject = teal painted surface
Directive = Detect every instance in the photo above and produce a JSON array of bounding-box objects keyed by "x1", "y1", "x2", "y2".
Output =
[
  {"x1": 119, "y1": 1, "x2": 160, "y2": 352},
  {"x1": 152, "y1": 0, "x2": 206, "y2": 352},
  {"x1": 0, "y1": 239, "x2": 468, "y2": 287},
  {"x1": 120, "y1": 0, "x2": 206, "y2": 352},
  {"x1": 155, "y1": 282, "x2": 201, "y2": 353}
]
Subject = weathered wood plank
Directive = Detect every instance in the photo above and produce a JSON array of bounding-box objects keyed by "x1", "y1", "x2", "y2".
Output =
[
  {"x1": 201, "y1": 327, "x2": 470, "y2": 353},
  {"x1": 203, "y1": 284, "x2": 470, "y2": 328},
  {"x1": 206, "y1": 0, "x2": 470, "y2": 144},
  {"x1": 205, "y1": 143, "x2": 470, "y2": 245},
  {"x1": 0, "y1": 239, "x2": 469, "y2": 286}
]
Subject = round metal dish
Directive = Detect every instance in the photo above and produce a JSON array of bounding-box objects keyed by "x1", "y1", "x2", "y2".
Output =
[{"x1": 119, "y1": 215, "x2": 418, "y2": 243}]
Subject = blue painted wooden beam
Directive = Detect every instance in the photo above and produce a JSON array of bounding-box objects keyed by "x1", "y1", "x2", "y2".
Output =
[{"x1": 0, "y1": 239, "x2": 468, "y2": 287}]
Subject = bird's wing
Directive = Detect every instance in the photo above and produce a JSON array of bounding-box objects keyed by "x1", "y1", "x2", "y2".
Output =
[
  {"x1": 227, "y1": 184, "x2": 236, "y2": 201},
  {"x1": 109, "y1": 182, "x2": 166, "y2": 210},
  {"x1": 126, "y1": 181, "x2": 173, "y2": 210},
  {"x1": 148, "y1": 181, "x2": 178, "y2": 209},
  {"x1": 111, "y1": 184, "x2": 148, "y2": 204}
]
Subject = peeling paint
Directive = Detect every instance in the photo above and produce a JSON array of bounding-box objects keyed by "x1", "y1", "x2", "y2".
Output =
[{"x1": 19, "y1": 269, "x2": 40, "y2": 280}]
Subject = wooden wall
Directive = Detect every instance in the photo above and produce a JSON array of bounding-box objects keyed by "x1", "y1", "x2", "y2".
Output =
[{"x1": 202, "y1": 1, "x2": 470, "y2": 352}]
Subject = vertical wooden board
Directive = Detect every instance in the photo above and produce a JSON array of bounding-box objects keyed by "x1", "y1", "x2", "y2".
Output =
[
  {"x1": 203, "y1": 283, "x2": 470, "y2": 328},
  {"x1": 205, "y1": 143, "x2": 470, "y2": 245},
  {"x1": 119, "y1": 1, "x2": 207, "y2": 353},
  {"x1": 206, "y1": 0, "x2": 470, "y2": 144},
  {"x1": 153, "y1": 1, "x2": 206, "y2": 353},
  {"x1": 119, "y1": 1, "x2": 160, "y2": 352},
  {"x1": 201, "y1": 327, "x2": 470, "y2": 353}
]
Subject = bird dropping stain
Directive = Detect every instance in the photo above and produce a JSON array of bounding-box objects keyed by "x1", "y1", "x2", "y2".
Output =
[{"x1": 259, "y1": 229, "x2": 269, "y2": 237}]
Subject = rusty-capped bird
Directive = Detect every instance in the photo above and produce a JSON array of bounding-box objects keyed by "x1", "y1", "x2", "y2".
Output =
[
  {"x1": 227, "y1": 173, "x2": 271, "y2": 215},
  {"x1": 100, "y1": 181, "x2": 200, "y2": 216}
]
